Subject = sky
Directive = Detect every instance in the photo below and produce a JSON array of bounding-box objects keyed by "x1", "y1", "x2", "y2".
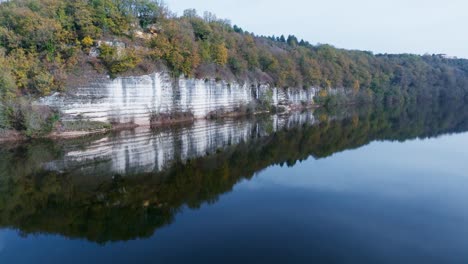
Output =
[{"x1": 164, "y1": 0, "x2": 467, "y2": 58}]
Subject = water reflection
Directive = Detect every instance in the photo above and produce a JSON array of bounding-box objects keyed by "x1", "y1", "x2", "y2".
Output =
[
  {"x1": 0, "y1": 101, "x2": 468, "y2": 244},
  {"x1": 45, "y1": 111, "x2": 316, "y2": 177}
]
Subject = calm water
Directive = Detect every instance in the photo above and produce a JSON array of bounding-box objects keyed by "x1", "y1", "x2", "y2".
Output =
[{"x1": 1, "y1": 102, "x2": 468, "y2": 263}]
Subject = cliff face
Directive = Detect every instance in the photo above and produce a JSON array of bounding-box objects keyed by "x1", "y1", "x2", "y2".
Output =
[{"x1": 38, "y1": 72, "x2": 320, "y2": 125}]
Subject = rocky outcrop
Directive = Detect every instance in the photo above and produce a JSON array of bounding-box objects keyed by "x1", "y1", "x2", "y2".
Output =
[{"x1": 38, "y1": 72, "x2": 321, "y2": 125}]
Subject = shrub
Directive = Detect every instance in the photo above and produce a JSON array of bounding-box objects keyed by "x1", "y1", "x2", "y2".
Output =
[
  {"x1": 233, "y1": 102, "x2": 257, "y2": 116},
  {"x1": 82, "y1": 36, "x2": 94, "y2": 47},
  {"x1": 0, "y1": 50, "x2": 17, "y2": 98},
  {"x1": 32, "y1": 70, "x2": 54, "y2": 95},
  {"x1": 61, "y1": 120, "x2": 112, "y2": 131},
  {"x1": 4, "y1": 99, "x2": 58, "y2": 137},
  {"x1": 0, "y1": 102, "x2": 9, "y2": 129},
  {"x1": 98, "y1": 44, "x2": 141, "y2": 77},
  {"x1": 149, "y1": 109, "x2": 195, "y2": 124}
]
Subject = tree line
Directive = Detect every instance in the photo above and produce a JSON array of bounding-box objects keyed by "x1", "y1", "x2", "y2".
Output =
[{"x1": 1, "y1": 0, "x2": 468, "y2": 104}]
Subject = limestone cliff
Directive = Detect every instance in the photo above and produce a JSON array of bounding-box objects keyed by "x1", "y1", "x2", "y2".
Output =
[{"x1": 38, "y1": 72, "x2": 320, "y2": 125}]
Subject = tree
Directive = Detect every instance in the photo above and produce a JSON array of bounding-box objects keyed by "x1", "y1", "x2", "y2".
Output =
[
  {"x1": 190, "y1": 18, "x2": 212, "y2": 41},
  {"x1": 353, "y1": 80, "x2": 361, "y2": 94},
  {"x1": 134, "y1": 0, "x2": 161, "y2": 28},
  {"x1": 212, "y1": 43, "x2": 228, "y2": 66},
  {"x1": 183, "y1": 9, "x2": 198, "y2": 18},
  {"x1": 287, "y1": 35, "x2": 298, "y2": 47},
  {"x1": 233, "y1": 25, "x2": 243, "y2": 34},
  {"x1": 99, "y1": 44, "x2": 141, "y2": 76},
  {"x1": 0, "y1": 50, "x2": 16, "y2": 99},
  {"x1": 279, "y1": 35, "x2": 286, "y2": 43},
  {"x1": 81, "y1": 36, "x2": 94, "y2": 47},
  {"x1": 203, "y1": 11, "x2": 217, "y2": 23},
  {"x1": 69, "y1": 1, "x2": 101, "y2": 38}
]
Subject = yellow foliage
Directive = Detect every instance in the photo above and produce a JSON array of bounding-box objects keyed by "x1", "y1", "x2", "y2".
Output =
[
  {"x1": 82, "y1": 36, "x2": 94, "y2": 47},
  {"x1": 212, "y1": 43, "x2": 228, "y2": 66},
  {"x1": 352, "y1": 115, "x2": 359, "y2": 128},
  {"x1": 99, "y1": 44, "x2": 141, "y2": 76},
  {"x1": 353, "y1": 80, "x2": 360, "y2": 94},
  {"x1": 319, "y1": 114, "x2": 329, "y2": 123},
  {"x1": 33, "y1": 71, "x2": 54, "y2": 95},
  {"x1": 319, "y1": 89, "x2": 328, "y2": 98}
]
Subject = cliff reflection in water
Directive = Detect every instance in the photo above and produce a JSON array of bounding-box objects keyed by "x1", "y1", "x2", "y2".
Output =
[
  {"x1": 1, "y1": 101, "x2": 468, "y2": 243},
  {"x1": 45, "y1": 111, "x2": 316, "y2": 177}
]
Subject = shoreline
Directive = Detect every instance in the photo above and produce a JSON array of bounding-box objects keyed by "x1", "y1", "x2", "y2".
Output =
[{"x1": 0, "y1": 104, "x2": 321, "y2": 143}]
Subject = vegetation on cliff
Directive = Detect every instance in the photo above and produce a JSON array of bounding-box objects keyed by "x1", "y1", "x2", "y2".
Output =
[
  {"x1": 1, "y1": 0, "x2": 468, "y2": 96},
  {"x1": 1, "y1": 0, "x2": 468, "y2": 135}
]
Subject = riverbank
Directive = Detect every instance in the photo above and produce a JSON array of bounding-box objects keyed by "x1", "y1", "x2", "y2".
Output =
[{"x1": 0, "y1": 104, "x2": 321, "y2": 143}]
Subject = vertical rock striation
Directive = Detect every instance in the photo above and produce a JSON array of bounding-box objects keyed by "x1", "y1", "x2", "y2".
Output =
[{"x1": 39, "y1": 72, "x2": 320, "y2": 125}]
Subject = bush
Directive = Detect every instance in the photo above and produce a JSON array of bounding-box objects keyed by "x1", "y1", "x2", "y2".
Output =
[
  {"x1": 61, "y1": 120, "x2": 112, "y2": 131},
  {"x1": 0, "y1": 102, "x2": 9, "y2": 129},
  {"x1": 206, "y1": 107, "x2": 227, "y2": 119},
  {"x1": 98, "y1": 44, "x2": 141, "y2": 77},
  {"x1": 233, "y1": 102, "x2": 257, "y2": 116},
  {"x1": 32, "y1": 70, "x2": 54, "y2": 95},
  {"x1": 0, "y1": 50, "x2": 16, "y2": 98},
  {"x1": 82, "y1": 36, "x2": 94, "y2": 47},
  {"x1": 3, "y1": 99, "x2": 58, "y2": 137},
  {"x1": 149, "y1": 109, "x2": 195, "y2": 124}
]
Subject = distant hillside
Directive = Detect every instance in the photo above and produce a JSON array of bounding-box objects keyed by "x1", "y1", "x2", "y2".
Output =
[{"x1": 1, "y1": 0, "x2": 468, "y2": 99}]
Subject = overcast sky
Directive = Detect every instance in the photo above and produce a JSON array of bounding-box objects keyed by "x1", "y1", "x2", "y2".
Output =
[{"x1": 164, "y1": 0, "x2": 467, "y2": 58}]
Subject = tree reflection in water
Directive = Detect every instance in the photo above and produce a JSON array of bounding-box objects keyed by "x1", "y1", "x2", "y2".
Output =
[{"x1": 1, "y1": 100, "x2": 468, "y2": 243}]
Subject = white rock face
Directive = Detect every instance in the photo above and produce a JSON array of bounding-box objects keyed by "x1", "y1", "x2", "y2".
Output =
[
  {"x1": 39, "y1": 72, "x2": 319, "y2": 125},
  {"x1": 44, "y1": 112, "x2": 317, "y2": 176}
]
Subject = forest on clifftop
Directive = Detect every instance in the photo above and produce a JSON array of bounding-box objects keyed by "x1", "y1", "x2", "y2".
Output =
[
  {"x1": 1, "y1": 0, "x2": 468, "y2": 136},
  {"x1": 1, "y1": 0, "x2": 468, "y2": 99}
]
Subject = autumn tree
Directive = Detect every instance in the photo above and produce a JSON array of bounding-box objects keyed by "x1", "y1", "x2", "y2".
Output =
[{"x1": 212, "y1": 43, "x2": 228, "y2": 66}]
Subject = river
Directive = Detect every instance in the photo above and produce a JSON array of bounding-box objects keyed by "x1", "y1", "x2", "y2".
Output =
[{"x1": 0, "y1": 101, "x2": 467, "y2": 263}]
